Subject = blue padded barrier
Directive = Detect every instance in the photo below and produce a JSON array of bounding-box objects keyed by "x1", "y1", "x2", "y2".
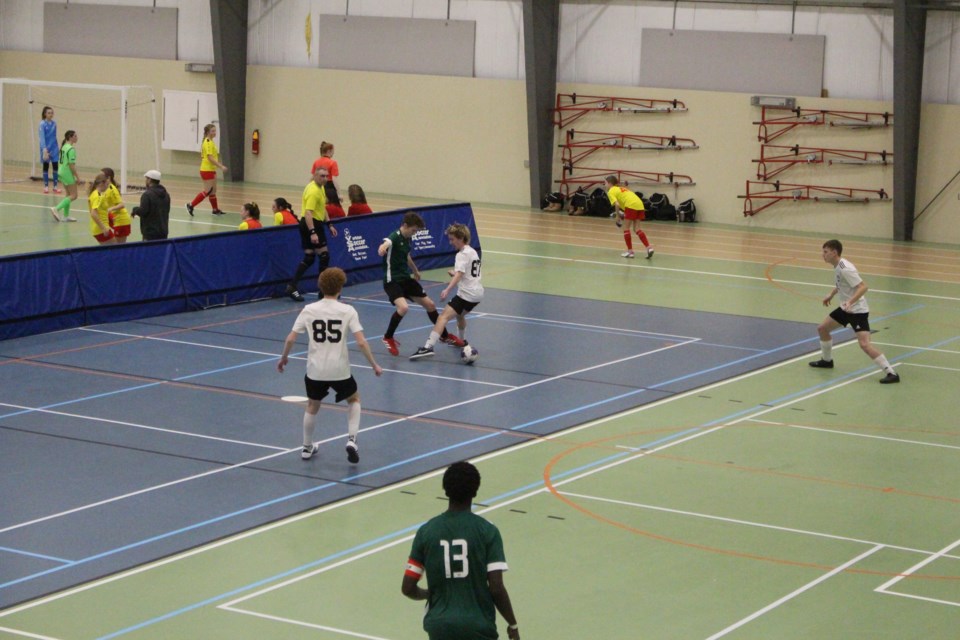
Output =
[{"x1": 0, "y1": 203, "x2": 478, "y2": 340}]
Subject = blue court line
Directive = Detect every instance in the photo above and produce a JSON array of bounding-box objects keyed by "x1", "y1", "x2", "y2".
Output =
[
  {"x1": 0, "y1": 546, "x2": 71, "y2": 564},
  {"x1": 86, "y1": 333, "x2": 947, "y2": 637}
]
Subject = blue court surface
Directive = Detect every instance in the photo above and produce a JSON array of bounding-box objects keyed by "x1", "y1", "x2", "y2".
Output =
[{"x1": 0, "y1": 281, "x2": 822, "y2": 607}]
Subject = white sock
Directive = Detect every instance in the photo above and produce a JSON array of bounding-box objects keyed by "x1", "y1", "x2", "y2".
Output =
[
  {"x1": 347, "y1": 401, "x2": 361, "y2": 440},
  {"x1": 820, "y1": 340, "x2": 833, "y2": 361},
  {"x1": 425, "y1": 330, "x2": 440, "y2": 349},
  {"x1": 303, "y1": 412, "x2": 317, "y2": 447},
  {"x1": 873, "y1": 354, "x2": 894, "y2": 374}
]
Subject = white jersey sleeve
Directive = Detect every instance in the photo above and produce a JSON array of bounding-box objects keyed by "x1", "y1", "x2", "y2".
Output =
[{"x1": 835, "y1": 259, "x2": 868, "y2": 313}]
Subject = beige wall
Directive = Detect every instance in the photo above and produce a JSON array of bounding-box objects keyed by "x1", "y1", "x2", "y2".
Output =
[{"x1": 2, "y1": 50, "x2": 956, "y2": 245}]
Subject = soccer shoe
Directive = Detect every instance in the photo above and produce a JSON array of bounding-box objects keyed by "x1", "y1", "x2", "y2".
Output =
[
  {"x1": 63, "y1": 216, "x2": 78, "y2": 222},
  {"x1": 809, "y1": 359, "x2": 834, "y2": 368},
  {"x1": 439, "y1": 334, "x2": 466, "y2": 347},
  {"x1": 410, "y1": 346, "x2": 435, "y2": 360},
  {"x1": 301, "y1": 443, "x2": 319, "y2": 460},
  {"x1": 879, "y1": 372, "x2": 901, "y2": 384},
  {"x1": 382, "y1": 337, "x2": 400, "y2": 356},
  {"x1": 346, "y1": 439, "x2": 359, "y2": 464},
  {"x1": 212, "y1": 209, "x2": 226, "y2": 216},
  {"x1": 646, "y1": 247, "x2": 655, "y2": 259},
  {"x1": 621, "y1": 251, "x2": 635, "y2": 258},
  {"x1": 285, "y1": 286, "x2": 305, "y2": 302},
  {"x1": 43, "y1": 186, "x2": 49, "y2": 194},
  {"x1": 53, "y1": 187, "x2": 62, "y2": 194},
  {"x1": 185, "y1": 202, "x2": 194, "y2": 217},
  {"x1": 49, "y1": 207, "x2": 63, "y2": 222}
]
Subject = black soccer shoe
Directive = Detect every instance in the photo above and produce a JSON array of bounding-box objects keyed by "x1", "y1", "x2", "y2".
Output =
[{"x1": 809, "y1": 359, "x2": 834, "y2": 368}]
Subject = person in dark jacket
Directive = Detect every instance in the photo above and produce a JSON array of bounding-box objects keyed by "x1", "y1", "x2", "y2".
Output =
[{"x1": 132, "y1": 170, "x2": 171, "y2": 241}]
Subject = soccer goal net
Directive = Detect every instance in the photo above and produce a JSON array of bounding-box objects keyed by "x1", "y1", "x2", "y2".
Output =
[{"x1": 0, "y1": 78, "x2": 159, "y2": 194}]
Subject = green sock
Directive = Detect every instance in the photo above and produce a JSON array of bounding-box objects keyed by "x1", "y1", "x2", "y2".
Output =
[{"x1": 55, "y1": 197, "x2": 70, "y2": 213}]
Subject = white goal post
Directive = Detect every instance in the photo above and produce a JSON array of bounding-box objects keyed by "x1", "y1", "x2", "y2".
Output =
[{"x1": 0, "y1": 78, "x2": 160, "y2": 194}]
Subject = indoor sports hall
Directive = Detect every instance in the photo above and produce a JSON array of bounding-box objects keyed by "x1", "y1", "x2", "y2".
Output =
[{"x1": 1, "y1": 2, "x2": 959, "y2": 639}]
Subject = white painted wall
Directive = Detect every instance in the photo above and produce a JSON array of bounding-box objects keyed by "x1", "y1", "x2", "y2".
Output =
[{"x1": 0, "y1": 1, "x2": 958, "y2": 103}]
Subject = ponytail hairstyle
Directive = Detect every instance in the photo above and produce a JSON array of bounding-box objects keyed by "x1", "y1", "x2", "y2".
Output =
[
  {"x1": 60, "y1": 130, "x2": 76, "y2": 157},
  {"x1": 203, "y1": 123, "x2": 216, "y2": 138},
  {"x1": 243, "y1": 202, "x2": 261, "y2": 220},
  {"x1": 319, "y1": 141, "x2": 334, "y2": 156},
  {"x1": 101, "y1": 167, "x2": 119, "y2": 189},
  {"x1": 274, "y1": 197, "x2": 295, "y2": 216},
  {"x1": 88, "y1": 172, "x2": 109, "y2": 196}
]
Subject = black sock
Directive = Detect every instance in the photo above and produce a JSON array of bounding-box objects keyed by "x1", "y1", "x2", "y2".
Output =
[
  {"x1": 289, "y1": 254, "x2": 316, "y2": 290},
  {"x1": 428, "y1": 310, "x2": 448, "y2": 338},
  {"x1": 385, "y1": 312, "x2": 403, "y2": 339}
]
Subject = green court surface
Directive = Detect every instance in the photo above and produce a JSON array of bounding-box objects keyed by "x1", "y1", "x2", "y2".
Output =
[{"x1": 1, "y1": 212, "x2": 958, "y2": 638}]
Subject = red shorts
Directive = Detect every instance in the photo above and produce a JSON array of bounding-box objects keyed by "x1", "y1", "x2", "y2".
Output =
[
  {"x1": 200, "y1": 170, "x2": 217, "y2": 181},
  {"x1": 113, "y1": 224, "x2": 131, "y2": 238},
  {"x1": 94, "y1": 231, "x2": 114, "y2": 244},
  {"x1": 623, "y1": 207, "x2": 646, "y2": 221}
]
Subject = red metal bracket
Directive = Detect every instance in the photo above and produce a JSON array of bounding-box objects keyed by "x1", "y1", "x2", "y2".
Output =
[
  {"x1": 555, "y1": 93, "x2": 688, "y2": 129},
  {"x1": 754, "y1": 106, "x2": 893, "y2": 143},
  {"x1": 557, "y1": 166, "x2": 695, "y2": 197},
  {"x1": 739, "y1": 180, "x2": 890, "y2": 217},
  {"x1": 754, "y1": 144, "x2": 892, "y2": 180},
  {"x1": 560, "y1": 129, "x2": 699, "y2": 167}
]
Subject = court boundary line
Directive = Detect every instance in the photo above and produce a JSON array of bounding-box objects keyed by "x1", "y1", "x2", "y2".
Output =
[
  {"x1": 704, "y1": 545, "x2": 886, "y2": 639},
  {"x1": 483, "y1": 249, "x2": 960, "y2": 302},
  {"x1": 875, "y1": 538, "x2": 960, "y2": 596},
  {"x1": 746, "y1": 419, "x2": 960, "y2": 451},
  {"x1": 0, "y1": 625, "x2": 63, "y2": 640}
]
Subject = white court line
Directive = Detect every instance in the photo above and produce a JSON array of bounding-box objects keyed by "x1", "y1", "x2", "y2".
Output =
[
  {"x1": 0, "y1": 402, "x2": 287, "y2": 452},
  {"x1": 557, "y1": 491, "x2": 960, "y2": 559},
  {"x1": 0, "y1": 343, "x2": 856, "y2": 619},
  {"x1": 704, "y1": 545, "x2": 886, "y2": 639},
  {"x1": 215, "y1": 607, "x2": 391, "y2": 639},
  {"x1": 899, "y1": 362, "x2": 960, "y2": 373},
  {"x1": 0, "y1": 626, "x2": 63, "y2": 640},
  {"x1": 875, "y1": 590, "x2": 960, "y2": 608},
  {"x1": 872, "y1": 342, "x2": 960, "y2": 355},
  {"x1": 483, "y1": 248, "x2": 960, "y2": 302},
  {"x1": 77, "y1": 327, "x2": 516, "y2": 389},
  {"x1": 746, "y1": 419, "x2": 960, "y2": 452},
  {"x1": 875, "y1": 538, "x2": 960, "y2": 593}
]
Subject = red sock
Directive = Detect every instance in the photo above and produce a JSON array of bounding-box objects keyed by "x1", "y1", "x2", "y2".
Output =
[
  {"x1": 209, "y1": 194, "x2": 219, "y2": 211},
  {"x1": 636, "y1": 230, "x2": 650, "y2": 248},
  {"x1": 190, "y1": 192, "x2": 206, "y2": 207},
  {"x1": 623, "y1": 231, "x2": 633, "y2": 250}
]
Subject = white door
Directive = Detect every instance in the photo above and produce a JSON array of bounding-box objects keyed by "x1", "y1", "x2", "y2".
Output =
[{"x1": 162, "y1": 91, "x2": 218, "y2": 152}]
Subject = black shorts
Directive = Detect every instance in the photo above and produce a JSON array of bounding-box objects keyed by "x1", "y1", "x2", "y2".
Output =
[
  {"x1": 304, "y1": 375, "x2": 358, "y2": 402},
  {"x1": 447, "y1": 295, "x2": 479, "y2": 315},
  {"x1": 829, "y1": 307, "x2": 871, "y2": 333},
  {"x1": 298, "y1": 216, "x2": 328, "y2": 251},
  {"x1": 384, "y1": 279, "x2": 427, "y2": 304}
]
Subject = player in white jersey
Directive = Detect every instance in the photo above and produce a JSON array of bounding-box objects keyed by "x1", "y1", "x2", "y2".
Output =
[
  {"x1": 809, "y1": 239, "x2": 900, "y2": 384},
  {"x1": 410, "y1": 223, "x2": 484, "y2": 360},
  {"x1": 278, "y1": 268, "x2": 384, "y2": 461}
]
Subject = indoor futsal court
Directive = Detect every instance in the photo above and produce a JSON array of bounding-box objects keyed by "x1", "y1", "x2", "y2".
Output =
[{"x1": 0, "y1": 179, "x2": 958, "y2": 638}]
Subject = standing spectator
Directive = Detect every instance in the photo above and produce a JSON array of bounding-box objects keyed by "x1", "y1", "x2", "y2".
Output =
[
  {"x1": 347, "y1": 184, "x2": 373, "y2": 216},
  {"x1": 277, "y1": 267, "x2": 383, "y2": 462},
  {"x1": 238, "y1": 202, "x2": 262, "y2": 230},
  {"x1": 273, "y1": 197, "x2": 298, "y2": 225},
  {"x1": 87, "y1": 173, "x2": 115, "y2": 245},
  {"x1": 100, "y1": 167, "x2": 132, "y2": 244},
  {"x1": 402, "y1": 461, "x2": 521, "y2": 640},
  {"x1": 50, "y1": 130, "x2": 80, "y2": 222},
  {"x1": 185, "y1": 123, "x2": 227, "y2": 216},
  {"x1": 131, "y1": 170, "x2": 171, "y2": 241},
  {"x1": 377, "y1": 211, "x2": 462, "y2": 356},
  {"x1": 284, "y1": 166, "x2": 338, "y2": 302},
  {"x1": 311, "y1": 141, "x2": 345, "y2": 218},
  {"x1": 38, "y1": 106, "x2": 60, "y2": 194},
  {"x1": 809, "y1": 239, "x2": 900, "y2": 384},
  {"x1": 605, "y1": 175, "x2": 653, "y2": 259},
  {"x1": 410, "y1": 223, "x2": 483, "y2": 360}
]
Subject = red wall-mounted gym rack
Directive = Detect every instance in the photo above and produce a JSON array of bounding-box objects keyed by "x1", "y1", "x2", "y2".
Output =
[
  {"x1": 560, "y1": 129, "x2": 699, "y2": 168},
  {"x1": 754, "y1": 144, "x2": 892, "y2": 180},
  {"x1": 557, "y1": 166, "x2": 695, "y2": 197},
  {"x1": 739, "y1": 180, "x2": 890, "y2": 217},
  {"x1": 754, "y1": 106, "x2": 893, "y2": 143},
  {"x1": 554, "y1": 93, "x2": 688, "y2": 129}
]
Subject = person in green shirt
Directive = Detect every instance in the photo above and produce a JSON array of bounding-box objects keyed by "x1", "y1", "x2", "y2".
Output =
[{"x1": 402, "y1": 461, "x2": 520, "y2": 640}]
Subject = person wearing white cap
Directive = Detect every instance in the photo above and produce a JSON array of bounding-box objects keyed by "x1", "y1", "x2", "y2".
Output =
[{"x1": 131, "y1": 170, "x2": 171, "y2": 240}]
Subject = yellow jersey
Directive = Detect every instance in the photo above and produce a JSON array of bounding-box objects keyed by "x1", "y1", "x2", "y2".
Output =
[
  {"x1": 101, "y1": 184, "x2": 131, "y2": 226},
  {"x1": 200, "y1": 137, "x2": 219, "y2": 172},
  {"x1": 88, "y1": 190, "x2": 108, "y2": 236},
  {"x1": 302, "y1": 180, "x2": 328, "y2": 222},
  {"x1": 607, "y1": 186, "x2": 644, "y2": 211}
]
